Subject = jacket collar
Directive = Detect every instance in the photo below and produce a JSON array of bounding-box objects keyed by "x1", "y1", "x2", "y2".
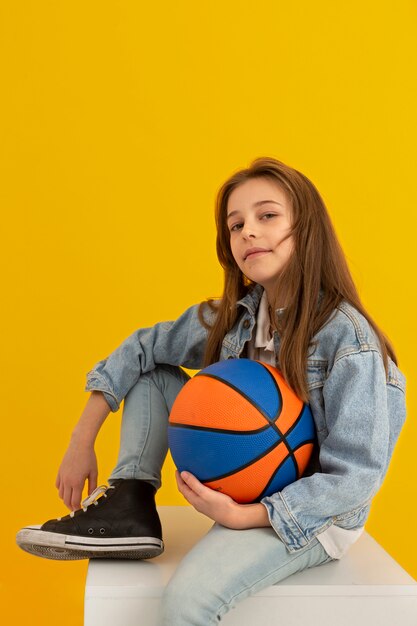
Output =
[
  {"x1": 236, "y1": 283, "x2": 264, "y2": 315},
  {"x1": 236, "y1": 283, "x2": 325, "y2": 317}
]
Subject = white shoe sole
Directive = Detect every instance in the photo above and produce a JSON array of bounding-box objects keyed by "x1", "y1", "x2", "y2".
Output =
[{"x1": 16, "y1": 525, "x2": 164, "y2": 560}]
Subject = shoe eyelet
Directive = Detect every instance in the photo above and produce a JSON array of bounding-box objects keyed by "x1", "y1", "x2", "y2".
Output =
[
  {"x1": 100, "y1": 528, "x2": 106, "y2": 535},
  {"x1": 88, "y1": 528, "x2": 94, "y2": 534}
]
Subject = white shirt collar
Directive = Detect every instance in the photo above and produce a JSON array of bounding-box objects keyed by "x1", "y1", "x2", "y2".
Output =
[{"x1": 254, "y1": 290, "x2": 275, "y2": 351}]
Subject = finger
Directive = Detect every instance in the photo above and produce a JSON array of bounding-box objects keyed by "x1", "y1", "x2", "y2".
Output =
[
  {"x1": 179, "y1": 481, "x2": 201, "y2": 504},
  {"x1": 88, "y1": 473, "x2": 98, "y2": 496},
  {"x1": 175, "y1": 470, "x2": 188, "y2": 495},
  {"x1": 176, "y1": 471, "x2": 197, "y2": 497},
  {"x1": 175, "y1": 469, "x2": 184, "y2": 486},
  {"x1": 71, "y1": 485, "x2": 82, "y2": 511},
  {"x1": 55, "y1": 474, "x2": 60, "y2": 490},
  {"x1": 175, "y1": 471, "x2": 195, "y2": 502},
  {"x1": 59, "y1": 479, "x2": 65, "y2": 501},
  {"x1": 180, "y1": 471, "x2": 207, "y2": 496},
  {"x1": 63, "y1": 485, "x2": 72, "y2": 510}
]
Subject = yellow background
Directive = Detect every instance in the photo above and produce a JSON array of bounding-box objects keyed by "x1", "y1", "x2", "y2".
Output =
[{"x1": 1, "y1": 1, "x2": 416, "y2": 623}]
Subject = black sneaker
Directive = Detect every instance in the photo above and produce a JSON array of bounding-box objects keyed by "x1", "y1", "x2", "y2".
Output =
[{"x1": 16, "y1": 479, "x2": 164, "y2": 561}]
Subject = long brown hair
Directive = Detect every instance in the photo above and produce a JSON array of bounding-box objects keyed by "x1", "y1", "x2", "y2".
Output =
[{"x1": 197, "y1": 156, "x2": 397, "y2": 403}]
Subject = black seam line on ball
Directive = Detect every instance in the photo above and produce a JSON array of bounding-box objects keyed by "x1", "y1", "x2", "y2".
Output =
[
  {"x1": 281, "y1": 405, "x2": 309, "y2": 439},
  {"x1": 201, "y1": 437, "x2": 314, "y2": 485},
  {"x1": 66, "y1": 540, "x2": 162, "y2": 547},
  {"x1": 195, "y1": 370, "x2": 302, "y2": 462},
  {"x1": 191, "y1": 413, "x2": 308, "y2": 483},
  {"x1": 261, "y1": 418, "x2": 299, "y2": 478},
  {"x1": 258, "y1": 439, "x2": 316, "y2": 500},
  {"x1": 257, "y1": 365, "x2": 295, "y2": 455},
  {"x1": 169, "y1": 421, "x2": 270, "y2": 436},
  {"x1": 258, "y1": 363, "x2": 283, "y2": 423},
  {"x1": 260, "y1": 364, "x2": 311, "y2": 459},
  {"x1": 194, "y1": 370, "x2": 283, "y2": 427},
  {"x1": 201, "y1": 439, "x2": 285, "y2": 483},
  {"x1": 198, "y1": 364, "x2": 307, "y2": 443},
  {"x1": 260, "y1": 364, "x2": 307, "y2": 438},
  {"x1": 191, "y1": 366, "x2": 309, "y2": 473}
]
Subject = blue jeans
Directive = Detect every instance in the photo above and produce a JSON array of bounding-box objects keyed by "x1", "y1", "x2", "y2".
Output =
[
  {"x1": 109, "y1": 364, "x2": 192, "y2": 490},
  {"x1": 108, "y1": 365, "x2": 333, "y2": 625}
]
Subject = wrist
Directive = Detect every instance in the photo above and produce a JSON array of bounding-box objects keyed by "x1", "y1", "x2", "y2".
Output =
[
  {"x1": 70, "y1": 429, "x2": 95, "y2": 449},
  {"x1": 231, "y1": 502, "x2": 271, "y2": 530}
]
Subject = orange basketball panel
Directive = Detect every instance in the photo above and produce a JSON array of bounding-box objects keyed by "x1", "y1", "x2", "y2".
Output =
[
  {"x1": 169, "y1": 375, "x2": 269, "y2": 431},
  {"x1": 293, "y1": 443, "x2": 314, "y2": 475},
  {"x1": 260, "y1": 362, "x2": 304, "y2": 434}
]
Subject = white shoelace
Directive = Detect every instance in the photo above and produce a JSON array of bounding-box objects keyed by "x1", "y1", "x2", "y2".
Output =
[{"x1": 57, "y1": 484, "x2": 115, "y2": 520}]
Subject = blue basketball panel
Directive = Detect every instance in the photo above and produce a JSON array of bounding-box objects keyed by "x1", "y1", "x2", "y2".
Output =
[
  {"x1": 285, "y1": 404, "x2": 316, "y2": 451},
  {"x1": 199, "y1": 359, "x2": 281, "y2": 422},
  {"x1": 168, "y1": 423, "x2": 279, "y2": 481},
  {"x1": 260, "y1": 455, "x2": 298, "y2": 498}
]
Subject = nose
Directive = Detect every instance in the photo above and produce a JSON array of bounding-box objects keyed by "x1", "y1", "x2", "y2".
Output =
[{"x1": 240, "y1": 221, "x2": 257, "y2": 239}]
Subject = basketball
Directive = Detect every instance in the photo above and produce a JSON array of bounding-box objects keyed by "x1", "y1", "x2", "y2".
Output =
[{"x1": 168, "y1": 358, "x2": 316, "y2": 504}]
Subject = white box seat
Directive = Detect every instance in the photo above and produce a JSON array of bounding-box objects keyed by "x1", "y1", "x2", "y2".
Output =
[{"x1": 84, "y1": 505, "x2": 417, "y2": 625}]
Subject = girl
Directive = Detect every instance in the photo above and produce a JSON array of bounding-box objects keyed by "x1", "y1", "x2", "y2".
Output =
[{"x1": 17, "y1": 157, "x2": 407, "y2": 625}]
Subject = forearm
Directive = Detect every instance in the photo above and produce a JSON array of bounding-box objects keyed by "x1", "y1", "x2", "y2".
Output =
[
  {"x1": 71, "y1": 391, "x2": 111, "y2": 447},
  {"x1": 231, "y1": 502, "x2": 271, "y2": 530}
]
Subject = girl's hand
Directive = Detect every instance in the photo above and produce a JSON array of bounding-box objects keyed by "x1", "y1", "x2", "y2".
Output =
[
  {"x1": 55, "y1": 440, "x2": 98, "y2": 512},
  {"x1": 175, "y1": 470, "x2": 240, "y2": 528}
]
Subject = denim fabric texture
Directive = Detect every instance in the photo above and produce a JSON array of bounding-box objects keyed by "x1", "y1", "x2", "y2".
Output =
[
  {"x1": 85, "y1": 282, "x2": 407, "y2": 554},
  {"x1": 159, "y1": 524, "x2": 334, "y2": 625},
  {"x1": 106, "y1": 363, "x2": 336, "y2": 624}
]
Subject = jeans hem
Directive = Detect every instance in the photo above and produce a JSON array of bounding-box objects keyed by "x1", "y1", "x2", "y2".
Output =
[{"x1": 109, "y1": 465, "x2": 161, "y2": 490}]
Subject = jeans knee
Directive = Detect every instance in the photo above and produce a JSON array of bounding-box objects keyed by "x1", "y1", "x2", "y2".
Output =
[
  {"x1": 125, "y1": 364, "x2": 190, "y2": 410},
  {"x1": 148, "y1": 364, "x2": 191, "y2": 406},
  {"x1": 138, "y1": 364, "x2": 190, "y2": 389},
  {"x1": 155, "y1": 363, "x2": 191, "y2": 384},
  {"x1": 160, "y1": 575, "x2": 220, "y2": 625},
  {"x1": 160, "y1": 581, "x2": 188, "y2": 624}
]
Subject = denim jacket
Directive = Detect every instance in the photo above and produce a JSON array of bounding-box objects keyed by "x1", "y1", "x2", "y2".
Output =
[{"x1": 85, "y1": 283, "x2": 407, "y2": 553}]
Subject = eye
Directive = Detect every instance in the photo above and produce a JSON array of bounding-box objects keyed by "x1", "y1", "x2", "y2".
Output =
[{"x1": 229, "y1": 213, "x2": 278, "y2": 233}]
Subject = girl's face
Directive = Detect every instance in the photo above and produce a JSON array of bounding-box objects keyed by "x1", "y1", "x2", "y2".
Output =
[{"x1": 227, "y1": 177, "x2": 294, "y2": 303}]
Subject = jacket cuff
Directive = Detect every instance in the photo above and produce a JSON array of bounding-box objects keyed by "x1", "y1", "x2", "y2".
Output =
[
  {"x1": 260, "y1": 492, "x2": 310, "y2": 552},
  {"x1": 85, "y1": 371, "x2": 120, "y2": 413}
]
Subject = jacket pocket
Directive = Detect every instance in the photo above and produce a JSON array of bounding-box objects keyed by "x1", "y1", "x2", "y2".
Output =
[
  {"x1": 306, "y1": 360, "x2": 328, "y2": 437},
  {"x1": 306, "y1": 359, "x2": 327, "y2": 390}
]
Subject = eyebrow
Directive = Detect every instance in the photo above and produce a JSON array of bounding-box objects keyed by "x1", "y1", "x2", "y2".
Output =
[{"x1": 226, "y1": 200, "x2": 284, "y2": 221}]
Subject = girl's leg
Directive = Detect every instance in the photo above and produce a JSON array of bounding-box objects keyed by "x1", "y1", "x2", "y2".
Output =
[
  {"x1": 16, "y1": 364, "x2": 191, "y2": 561},
  {"x1": 108, "y1": 364, "x2": 191, "y2": 490},
  {"x1": 160, "y1": 522, "x2": 333, "y2": 625}
]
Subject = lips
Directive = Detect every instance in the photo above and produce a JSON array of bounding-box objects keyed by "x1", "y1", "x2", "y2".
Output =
[{"x1": 244, "y1": 248, "x2": 271, "y2": 260}]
